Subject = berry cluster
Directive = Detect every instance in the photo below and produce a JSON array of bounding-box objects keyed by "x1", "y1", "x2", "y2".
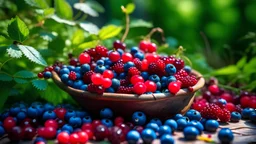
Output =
[{"x1": 42, "y1": 40, "x2": 198, "y2": 95}]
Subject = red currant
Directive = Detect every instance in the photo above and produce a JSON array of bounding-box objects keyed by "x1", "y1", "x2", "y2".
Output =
[
  {"x1": 54, "y1": 108, "x2": 67, "y2": 120},
  {"x1": 38, "y1": 72, "x2": 44, "y2": 78},
  {"x1": 249, "y1": 99, "x2": 256, "y2": 109},
  {"x1": 91, "y1": 73, "x2": 103, "y2": 85},
  {"x1": 145, "y1": 53, "x2": 159, "y2": 63},
  {"x1": 23, "y1": 126, "x2": 36, "y2": 140},
  {"x1": 108, "y1": 126, "x2": 125, "y2": 143},
  {"x1": 148, "y1": 42, "x2": 157, "y2": 53},
  {"x1": 141, "y1": 59, "x2": 148, "y2": 71},
  {"x1": 114, "y1": 117, "x2": 124, "y2": 126},
  {"x1": 220, "y1": 93, "x2": 233, "y2": 103},
  {"x1": 113, "y1": 40, "x2": 126, "y2": 50},
  {"x1": 103, "y1": 70, "x2": 114, "y2": 79},
  {"x1": 77, "y1": 131, "x2": 89, "y2": 143},
  {"x1": 57, "y1": 131, "x2": 69, "y2": 144},
  {"x1": 173, "y1": 58, "x2": 184, "y2": 70},
  {"x1": 225, "y1": 102, "x2": 236, "y2": 112},
  {"x1": 130, "y1": 75, "x2": 144, "y2": 85},
  {"x1": 44, "y1": 120, "x2": 58, "y2": 129},
  {"x1": 8, "y1": 126, "x2": 24, "y2": 141},
  {"x1": 94, "y1": 124, "x2": 109, "y2": 141},
  {"x1": 139, "y1": 40, "x2": 149, "y2": 52},
  {"x1": 117, "y1": 123, "x2": 130, "y2": 136},
  {"x1": 84, "y1": 129, "x2": 94, "y2": 140},
  {"x1": 92, "y1": 120, "x2": 102, "y2": 130},
  {"x1": 79, "y1": 53, "x2": 91, "y2": 64},
  {"x1": 3, "y1": 116, "x2": 16, "y2": 132},
  {"x1": 208, "y1": 84, "x2": 220, "y2": 95},
  {"x1": 240, "y1": 96, "x2": 250, "y2": 108},
  {"x1": 109, "y1": 51, "x2": 121, "y2": 62},
  {"x1": 81, "y1": 123, "x2": 93, "y2": 131},
  {"x1": 133, "y1": 82, "x2": 146, "y2": 95},
  {"x1": 144, "y1": 80, "x2": 157, "y2": 92},
  {"x1": 168, "y1": 81, "x2": 181, "y2": 94},
  {"x1": 102, "y1": 78, "x2": 112, "y2": 88},
  {"x1": 69, "y1": 133, "x2": 80, "y2": 144},
  {"x1": 122, "y1": 52, "x2": 133, "y2": 63}
]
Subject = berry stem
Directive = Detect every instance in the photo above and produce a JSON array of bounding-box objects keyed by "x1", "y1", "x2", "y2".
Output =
[
  {"x1": 217, "y1": 83, "x2": 240, "y2": 93},
  {"x1": 121, "y1": 6, "x2": 130, "y2": 43},
  {"x1": 145, "y1": 27, "x2": 166, "y2": 43}
]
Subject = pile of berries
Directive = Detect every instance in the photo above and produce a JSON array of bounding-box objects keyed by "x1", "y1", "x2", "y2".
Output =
[
  {"x1": 39, "y1": 40, "x2": 199, "y2": 95},
  {"x1": 1, "y1": 100, "x2": 255, "y2": 143}
]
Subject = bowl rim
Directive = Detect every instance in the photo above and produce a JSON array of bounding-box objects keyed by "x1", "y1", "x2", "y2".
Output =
[{"x1": 52, "y1": 70, "x2": 205, "y2": 101}]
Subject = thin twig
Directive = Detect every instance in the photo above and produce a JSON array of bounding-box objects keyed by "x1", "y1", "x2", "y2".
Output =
[
  {"x1": 121, "y1": 7, "x2": 130, "y2": 42},
  {"x1": 145, "y1": 27, "x2": 166, "y2": 43}
]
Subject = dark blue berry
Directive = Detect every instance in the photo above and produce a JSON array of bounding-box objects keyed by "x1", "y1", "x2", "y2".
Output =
[
  {"x1": 75, "y1": 110, "x2": 88, "y2": 118},
  {"x1": 165, "y1": 64, "x2": 176, "y2": 75},
  {"x1": 187, "y1": 120, "x2": 204, "y2": 134},
  {"x1": 69, "y1": 116, "x2": 82, "y2": 128},
  {"x1": 158, "y1": 125, "x2": 172, "y2": 136},
  {"x1": 218, "y1": 128, "x2": 234, "y2": 143},
  {"x1": 42, "y1": 110, "x2": 57, "y2": 121},
  {"x1": 132, "y1": 111, "x2": 147, "y2": 126},
  {"x1": 43, "y1": 71, "x2": 52, "y2": 79},
  {"x1": 16, "y1": 111, "x2": 27, "y2": 122},
  {"x1": 149, "y1": 118, "x2": 162, "y2": 127},
  {"x1": 94, "y1": 65, "x2": 106, "y2": 74},
  {"x1": 96, "y1": 60, "x2": 104, "y2": 65},
  {"x1": 134, "y1": 52, "x2": 144, "y2": 60},
  {"x1": 81, "y1": 64, "x2": 90, "y2": 73},
  {"x1": 61, "y1": 74, "x2": 69, "y2": 82},
  {"x1": 106, "y1": 87, "x2": 115, "y2": 92},
  {"x1": 145, "y1": 123, "x2": 159, "y2": 132},
  {"x1": 54, "y1": 66, "x2": 60, "y2": 72},
  {"x1": 167, "y1": 76, "x2": 176, "y2": 84},
  {"x1": 149, "y1": 75, "x2": 160, "y2": 83},
  {"x1": 183, "y1": 126, "x2": 199, "y2": 140},
  {"x1": 67, "y1": 80, "x2": 74, "y2": 87},
  {"x1": 73, "y1": 80, "x2": 84, "y2": 89},
  {"x1": 74, "y1": 66, "x2": 81, "y2": 73},
  {"x1": 185, "y1": 109, "x2": 201, "y2": 121},
  {"x1": 250, "y1": 112, "x2": 256, "y2": 123},
  {"x1": 118, "y1": 72, "x2": 127, "y2": 79},
  {"x1": 35, "y1": 105, "x2": 44, "y2": 116},
  {"x1": 61, "y1": 124, "x2": 73, "y2": 133},
  {"x1": 242, "y1": 108, "x2": 255, "y2": 119},
  {"x1": 184, "y1": 65, "x2": 191, "y2": 74},
  {"x1": 82, "y1": 116, "x2": 92, "y2": 123},
  {"x1": 100, "y1": 108, "x2": 113, "y2": 119},
  {"x1": 60, "y1": 68, "x2": 70, "y2": 75},
  {"x1": 111, "y1": 78, "x2": 120, "y2": 89},
  {"x1": 101, "y1": 119, "x2": 113, "y2": 127},
  {"x1": 67, "y1": 65, "x2": 75, "y2": 71},
  {"x1": 44, "y1": 103, "x2": 55, "y2": 111},
  {"x1": 177, "y1": 118, "x2": 188, "y2": 131},
  {"x1": 141, "y1": 72, "x2": 149, "y2": 80},
  {"x1": 80, "y1": 84, "x2": 88, "y2": 91},
  {"x1": 0, "y1": 126, "x2": 5, "y2": 137},
  {"x1": 174, "y1": 113, "x2": 183, "y2": 121},
  {"x1": 164, "y1": 119, "x2": 177, "y2": 131},
  {"x1": 205, "y1": 119, "x2": 219, "y2": 132},
  {"x1": 130, "y1": 47, "x2": 139, "y2": 55},
  {"x1": 64, "y1": 110, "x2": 76, "y2": 121},
  {"x1": 160, "y1": 134, "x2": 174, "y2": 144},
  {"x1": 156, "y1": 82, "x2": 161, "y2": 90},
  {"x1": 230, "y1": 112, "x2": 241, "y2": 122},
  {"x1": 124, "y1": 62, "x2": 135, "y2": 71},
  {"x1": 126, "y1": 130, "x2": 140, "y2": 144},
  {"x1": 9, "y1": 106, "x2": 21, "y2": 116},
  {"x1": 27, "y1": 106, "x2": 38, "y2": 118},
  {"x1": 141, "y1": 128, "x2": 157, "y2": 144}
]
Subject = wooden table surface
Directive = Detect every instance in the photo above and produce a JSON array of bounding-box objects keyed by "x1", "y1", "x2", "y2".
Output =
[{"x1": 1, "y1": 120, "x2": 256, "y2": 144}]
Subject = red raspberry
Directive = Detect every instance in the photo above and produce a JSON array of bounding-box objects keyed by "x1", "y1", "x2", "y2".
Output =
[
  {"x1": 120, "y1": 79, "x2": 129, "y2": 86},
  {"x1": 192, "y1": 101, "x2": 208, "y2": 112},
  {"x1": 173, "y1": 58, "x2": 184, "y2": 70},
  {"x1": 133, "y1": 58, "x2": 142, "y2": 70},
  {"x1": 161, "y1": 57, "x2": 175, "y2": 65},
  {"x1": 85, "y1": 48, "x2": 97, "y2": 57},
  {"x1": 201, "y1": 104, "x2": 222, "y2": 120},
  {"x1": 111, "y1": 62, "x2": 124, "y2": 74},
  {"x1": 128, "y1": 67, "x2": 140, "y2": 76},
  {"x1": 156, "y1": 59, "x2": 165, "y2": 70},
  {"x1": 174, "y1": 69, "x2": 188, "y2": 80},
  {"x1": 218, "y1": 109, "x2": 231, "y2": 122},
  {"x1": 117, "y1": 86, "x2": 133, "y2": 94},
  {"x1": 87, "y1": 83, "x2": 105, "y2": 94},
  {"x1": 83, "y1": 70, "x2": 94, "y2": 84},
  {"x1": 68, "y1": 71, "x2": 77, "y2": 80},
  {"x1": 177, "y1": 75, "x2": 198, "y2": 88},
  {"x1": 95, "y1": 45, "x2": 108, "y2": 57}
]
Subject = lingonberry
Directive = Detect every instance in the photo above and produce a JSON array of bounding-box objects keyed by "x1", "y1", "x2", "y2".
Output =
[
  {"x1": 113, "y1": 40, "x2": 126, "y2": 50},
  {"x1": 54, "y1": 107, "x2": 67, "y2": 120},
  {"x1": 133, "y1": 82, "x2": 147, "y2": 95},
  {"x1": 91, "y1": 73, "x2": 103, "y2": 85},
  {"x1": 130, "y1": 75, "x2": 144, "y2": 85},
  {"x1": 38, "y1": 72, "x2": 44, "y2": 78},
  {"x1": 108, "y1": 126, "x2": 125, "y2": 143},
  {"x1": 240, "y1": 96, "x2": 250, "y2": 108},
  {"x1": 148, "y1": 42, "x2": 157, "y2": 53},
  {"x1": 139, "y1": 40, "x2": 149, "y2": 52},
  {"x1": 8, "y1": 126, "x2": 24, "y2": 141},
  {"x1": 79, "y1": 53, "x2": 91, "y2": 64},
  {"x1": 94, "y1": 124, "x2": 109, "y2": 141},
  {"x1": 114, "y1": 116, "x2": 124, "y2": 126},
  {"x1": 144, "y1": 80, "x2": 157, "y2": 92},
  {"x1": 102, "y1": 78, "x2": 112, "y2": 88},
  {"x1": 208, "y1": 84, "x2": 220, "y2": 95},
  {"x1": 23, "y1": 126, "x2": 36, "y2": 140},
  {"x1": 57, "y1": 131, "x2": 70, "y2": 144},
  {"x1": 45, "y1": 120, "x2": 58, "y2": 129},
  {"x1": 3, "y1": 116, "x2": 16, "y2": 132},
  {"x1": 77, "y1": 131, "x2": 89, "y2": 143},
  {"x1": 102, "y1": 70, "x2": 114, "y2": 79},
  {"x1": 122, "y1": 52, "x2": 133, "y2": 63},
  {"x1": 168, "y1": 81, "x2": 181, "y2": 94},
  {"x1": 109, "y1": 51, "x2": 121, "y2": 62},
  {"x1": 220, "y1": 93, "x2": 234, "y2": 103},
  {"x1": 69, "y1": 133, "x2": 80, "y2": 144},
  {"x1": 225, "y1": 102, "x2": 236, "y2": 112}
]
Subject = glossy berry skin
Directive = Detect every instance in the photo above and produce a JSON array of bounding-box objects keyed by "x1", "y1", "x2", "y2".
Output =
[
  {"x1": 23, "y1": 126, "x2": 36, "y2": 140},
  {"x1": 141, "y1": 128, "x2": 157, "y2": 144},
  {"x1": 94, "y1": 124, "x2": 109, "y2": 141},
  {"x1": 250, "y1": 112, "x2": 256, "y2": 123},
  {"x1": 64, "y1": 110, "x2": 76, "y2": 121},
  {"x1": 230, "y1": 112, "x2": 241, "y2": 122},
  {"x1": 79, "y1": 53, "x2": 91, "y2": 64},
  {"x1": 102, "y1": 78, "x2": 112, "y2": 88},
  {"x1": 158, "y1": 125, "x2": 172, "y2": 136},
  {"x1": 144, "y1": 80, "x2": 157, "y2": 92},
  {"x1": 122, "y1": 52, "x2": 133, "y2": 63},
  {"x1": 38, "y1": 72, "x2": 44, "y2": 78},
  {"x1": 164, "y1": 119, "x2": 177, "y2": 131},
  {"x1": 3, "y1": 116, "x2": 16, "y2": 132},
  {"x1": 145, "y1": 123, "x2": 159, "y2": 132},
  {"x1": 126, "y1": 130, "x2": 140, "y2": 144},
  {"x1": 108, "y1": 126, "x2": 125, "y2": 144},
  {"x1": 109, "y1": 51, "x2": 121, "y2": 62},
  {"x1": 205, "y1": 119, "x2": 219, "y2": 132},
  {"x1": 45, "y1": 120, "x2": 58, "y2": 129},
  {"x1": 91, "y1": 73, "x2": 103, "y2": 85},
  {"x1": 68, "y1": 116, "x2": 82, "y2": 128},
  {"x1": 218, "y1": 128, "x2": 234, "y2": 143},
  {"x1": 69, "y1": 133, "x2": 80, "y2": 144},
  {"x1": 114, "y1": 117, "x2": 124, "y2": 126},
  {"x1": 242, "y1": 108, "x2": 255, "y2": 119},
  {"x1": 101, "y1": 119, "x2": 113, "y2": 127},
  {"x1": 8, "y1": 126, "x2": 24, "y2": 141},
  {"x1": 77, "y1": 131, "x2": 89, "y2": 143},
  {"x1": 55, "y1": 108, "x2": 67, "y2": 120},
  {"x1": 16, "y1": 111, "x2": 27, "y2": 122},
  {"x1": 0, "y1": 126, "x2": 5, "y2": 137},
  {"x1": 185, "y1": 109, "x2": 201, "y2": 121},
  {"x1": 57, "y1": 131, "x2": 69, "y2": 144},
  {"x1": 82, "y1": 116, "x2": 92, "y2": 123},
  {"x1": 187, "y1": 120, "x2": 204, "y2": 134},
  {"x1": 61, "y1": 124, "x2": 73, "y2": 133},
  {"x1": 208, "y1": 84, "x2": 220, "y2": 95},
  {"x1": 168, "y1": 81, "x2": 181, "y2": 94},
  {"x1": 103, "y1": 70, "x2": 114, "y2": 79},
  {"x1": 149, "y1": 118, "x2": 162, "y2": 127},
  {"x1": 27, "y1": 106, "x2": 38, "y2": 118},
  {"x1": 176, "y1": 118, "x2": 188, "y2": 131},
  {"x1": 130, "y1": 75, "x2": 144, "y2": 85},
  {"x1": 160, "y1": 134, "x2": 174, "y2": 144},
  {"x1": 43, "y1": 71, "x2": 52, "y2": 79},
  {"x1": 132, "y1": 111, "x2": 147, "y2": 126},
  {"x1": 139, "y1": 40, "x2": 149, "y2": 52},
  {"x1": 100, "y1": 108, "x2": 113, "y2": 119},
  {"x1": 165, "y1": 64, "x2": 176, "y2": 75},
  {"x1": 42, "y1": 111, "x2": 57, "y2": 121},
  {"x1": 133, "y1": 82, "x2": 147, "y2": 95},
  {"x1": 174, "y1": 113, "x2": 184, "y2": 121},
  {"x1": 183, "y1": 126, "x2": 199, "y2": 140},
  {"x1": 113, "y1": 40, "x2": 126, "y2": 50}
]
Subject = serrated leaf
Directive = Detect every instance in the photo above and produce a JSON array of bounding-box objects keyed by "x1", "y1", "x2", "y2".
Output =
[
  {"x1": 14, "y1": 70, "x2": 36, "y2": 78},
  {"x1": 7, "y1": 16, "x2": 29, "y2": 42},
  {"x1": 74, "y1": 3, "x2": 98, "y2": 17},
  {"x1": 18, "y1": 45, "x2": 47, "y2": 66},
  {"x1": 14, "y1": 78, "x2": 28, "y2": 84},
  {"x1": 50, "y1": 15, "x2": 76, "y2": 25},
  {"x1": 212, "y1": 65, "x2": 240, "y2": 75},
  {"x1": 79, "y1": 23, "x2": 99, "y2": 34},
  {"x1": 32, "y1": 79, "x2": 47, "y2": 90},
  {"x1": 99, "y1": 25, "x2": 122, "y2": 40},
  {"x1": 72, "y1": 29, "x2": 84, "y2": 46},
  {"x1": 55, "y1": 0, "x2": 73, "y2": 20},
  {"x1": 0, "y1": 73, "x2": 13, "y2": 81},
  {"x1": 40, "y1": 31, "x2": 57, "y2": 41},
  {"x1": 78, "y1": 40, "x2": 98, "y2": 49},
  {"x1": 24, "y1": 0, "x2": 49, "y2": 9},
  {"x1": 86, "y1": 0, "x2": 104, "y2": 13},
  {"x1": 125, "y1": 3, "x2": 135, "y2": 14},
  {"x1": 7, "y1": 44, "x2": 22, "y2": 58},
  {"x1": 130, "y1": 19, "x2": 153, "y2": 28}
]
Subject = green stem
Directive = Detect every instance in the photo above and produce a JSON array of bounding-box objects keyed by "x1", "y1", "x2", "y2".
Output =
[
  {"x1": 0, "y1": 58, "x2": 13, "y2": 71},
  {"x1": 121, "y1": 6, "x2": 130, "y2": 42},
  {"x1": 218, "y1": 83, "x2": 240, "y2": 93},
  {"x1": 145, "y1": 27, "x2": 166, "y2": 43},
  {"x1": 73, "y1": 11, "x2": 82, "y2": 21}
]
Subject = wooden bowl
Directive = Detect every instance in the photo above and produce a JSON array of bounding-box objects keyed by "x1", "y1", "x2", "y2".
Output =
[{"x1": 52, "y1": 70, "x2": 205, "y2": 120}]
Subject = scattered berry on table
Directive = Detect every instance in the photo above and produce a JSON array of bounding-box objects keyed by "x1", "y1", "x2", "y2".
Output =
[{"x1": 218, "y1": 128, "x2": 234, "y2": 143}]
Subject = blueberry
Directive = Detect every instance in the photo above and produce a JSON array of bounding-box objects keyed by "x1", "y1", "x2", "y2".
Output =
[
  {"x1": 67, "y1": 80, "x2": 74, "y2": 87},
  {"x1": 44, "y1": 103, "x2": 54, "y2": 111},
  {"x1": 200, "y1": 118, "x2": 207, "y2": 126},
  {"x1": 242, "y1": 108, "x2": 255, "y2": 119},
  {"x1": 27, "y1": 106, "x2": 38, "y2": 118},
  {"x1": 132, "y1": 111, "x2": 147, "y2": 126},
  {"x1": 106, "y1": 87, "x2": 115, "y2": 92},
  {"x1": 156, "y1": 82, "x2": 161, "y2": 90},
  {"x1": 67, "y1": 65, "x2": 75, "y2": 71},
  {"x1": 16, "y1": 111, "x2": 27, "y2": 122},
  {"x1": 76, "y1": 110, "x2": 88, "y2": 118},
  {"x1": 134, "y1": 51, "x2": 144, "y2": 60},
  {"x1": 174, "y1": 113, "x2": 183, "y2": 121},
  {"x1": 160, "y1": 134, "x2": 174, "y2": 144},
  {"x1": 111, "y1": 78, "x2": 120, "y2": 89},
  {"x1": 0, "y1": 121, "x2": 2, "y2": 126},
  {"x1": 117, "y1": 49, "x2": 124, "y2": 55},
  {"x1": 167, "y1": 76, "x2": 176, "y2": 84},
  {"x1": 141, "y1": 72, "x2": 149, "y2": 80},
  {"x1": 1, "y1": 111, "x2": 9, "y2": 121},
  {"x1": 217, "y1": 98, "x2": 227, "y2": 107},
  {"x1": 183, "y1": 126, "x2": 199, "y2": 140},
  {"x1": 230, "y1": 111, "x2": 241, "y2": 122},
  {"x1": 149, "y1": 118, "x2": 162, "y2": 126},
  {"x1": 187, "y1": 120, "x2": 204, "y2": 134},
  {"x1": 118, "y1": 72, "x2": 127, "y2": 79},
  {"x1": 96, "y1": 60, "x2": 105, "y2": 65},
  {"x1": 75, "y1": 73, "x2": 81, "y2": 79},
  {"x1": 177, "y1": 118, "x2": 188, "y2": 131},
  {"x1": 205, "y1": 119, "x2": 219, "y2": 132},
  {"x1": 62, "y1": 124, "x2": 74, "y2": 133},
  {"x1": 74, "y1": 66, "x2": 81, "y2": 73},
  {"x1": 73, "y1": 80, "x2": 84, "y2": 89},
  {"x1": 81, "y1": 64, "x2": 90, "y2": 73},
  {"x1": 61, "y1": 74, "x2": 69, "y2": 82},
  {"x1": 184, "y1": 65, "x2": 192, "y2": 74},
  {"x1": 9, "y1": 106, "x2": 21, "y2": 116},
  {"x1": 43, "y1": 71, "x2": 52, "y2": 79},
  {"x1": 80, "y1": 84, "x2": 88, "y2": 91},
  {"x1": 141, "y1": 128, "x2": 157, "y2": 144},
  {"x1": 60, "y1": 68, "x2": 70, "y2": 75},
  {"x1": 69, "y1": 116, "x2": 82, "y2": 128},
  {"x1": 218, "y1": 128, "x2": 234, "y2": 143},
  {"x1": 185, "y1": 109, "x2": 201, "y2": 121},
  {"x1": 0, "y1": 126, "x2": 5, "y2": 137},
  {"x1": 35, "y1": 105, "x2": 44, "y2": 116},
  {"x1": 126, "y1": 130, "x2": 140, "y2": 144},
  {"x1": 250, "y1": 112, "x2": 256, "y2": 123},
  {"x1": 42, "y1": 110, "x2": 57, "y2": 121},
  {"x1": 54, "y1": 66, "x2": 60, "y2": 72},
  {"x1": 165, "y1": 64, "x2": 176, "y2": 75},
  {"x1": 101, "y1": 119, "x2": 113, "y2": 127},
  {"x1": 146, "y1": 123, "x2": 159, "y2": 132},
  {"x1": 82, "y1": 116, "x2": 92, "y2": 123},
  {"x1": 100, "y1": 108, "x2": 113, "y2": 119},
  {"x1": 124, "y1": 62, "x2": 135, "y2": 71},
  {"x1": 158, "y1": 125, "x2": 172, "y2": 136},
  {"x1": 64, "y1": 110, "x2": 76, "y2": 121},
  {"x1": 164, "y1": 119, "x2": 177, "y2": 131},
  {"x1": 34, "y1": 137, "x2": 46, "y2": 144},
  {"x1": 104, "y1": 58, "x2": 113, "y2": 66},
  {"x1": 94, "y1": 65, "x2": 106, "y2": 74},
  {"x1": 130, "y1": 47, "x2": 139, "y2": 55},
  {"x1": 149, "y1": 75, "x2": 160, "y2": 83}
]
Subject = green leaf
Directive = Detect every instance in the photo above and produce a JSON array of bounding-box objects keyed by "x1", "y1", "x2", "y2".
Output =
[
  {"x1": 125, "y1": 3, "x2": 135, "y2": 14},
  {"x1": 0, "y1": 82, "x2": 14, "y2": 109},
  {"x1": 0, "y1": 73, "x2": 13, "y2": 81},
  {"x1": 243, "y1": 57, "x2": 256, "y2": 75},
  {"x1": 79, "y1": 23, "x2": 99, "y2": 34},
  {"x1": 50, "y1": 15, "x2": 76, "y2": 25},
  {"x1": 24, "y1": 0, "x2": 49, "y2": 9},
  {"x1": 14, "y1": 70, "x2": 36, "y2": 78},
  {"x1": 99, "y1": 25, "x2": 122, "y2": 40},
  {"x1": 78, "y1": 40, "x2": 98, "y2": 49},
  {"x1": 0, "y1": 31, "x2": 10, "y2": 39},
  {"x1": 212, "y1": 65, "x2": 240, "y2": 75},
  {"x1": 48, "y1": 36, "x2": 65, "y2": 52},
  {"x1": 7, "y1": 44, "x2": 22, "y2": 58},
  {"x1": 86, "y1": 0, "x2": 105, "y2": 13},
  {"x1": 7, "y1": 16, "x2": 29, "y2": 42},
  {"x1": 74, "y1": 3, "x2": 98, "y2": 17},
  {"x1": 40, "y1": 31, "x2": 57, "y2": 41},
  {"x1": 236, "y1": 56, "x2": 246, "y2": 69},
  {"x1": 43, "y1": 8, "x2": 55, "y2": 17},
  {"x1": 130, "y1": 19, "x2": 153, "y2": 28},
  {"x1": 55, "y1": 0, "x2": 73, "y2": 20},
  {"x1": 32, "y1": 79, "x2": 47, "y2": 90},
  {"x1": 14, "y1": 78, "x2": 28, "y2": 84},
  {"x1": 18, "y1": 45, "x2": 47, "y2": 66},
  {"x1": 72, "y1": 29, "x2": 84, "y2": 46}
]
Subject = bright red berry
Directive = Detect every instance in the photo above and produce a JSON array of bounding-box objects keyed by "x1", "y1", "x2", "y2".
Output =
[
  {"x1": 109, "y1": 51, "x2": 121, "y2": 62},
  {"x1": 128, "y1": 67, "x2": 141, "y2": 76},
  {"x1": 44, "y1": 120, "x2": 58, "y2": 129},
  {"x1": 91, "y1": 73, "x2": 103, "y2": 85},
  {"x1": 43, "y1": 126, "x2": 57, "y2": 139},
  {"x1": 145, "y1": 53, "x2": 159, "y2": 63},
  {"x1": 249, "y1": 99, "x2": 256, "y2": 109},
  {"x1": 201, "y1": 104, "x2": 222, "y2": 120},
  {"x1": 220, "y1": 93, "x2": 233, "y2": 103},
  {"x1": 177, "y1": 75, "x2": 198, "y2": 88},
  {"x1": 38, "y1": 72, "x2": 44, "y2": 78},
  {"x1": 84, "y1": 129, "x2": 94, "y2": 140},
  {"x1": 77, "y1": 131, "x2": 89, "y2": 143},
  {"x1": 54, "y1": 108, "x2": 67, "y2": 120},
  {"x1": 225, "y1": 103, "x2": 236, "y2": 112},
  {"x1": 133, "y1": 58, "x2": 142, "y2": 70},
  {"x1": 139, "y1": 40, "x2": 149, "y2": 52},
  {"x1": 57, "y1": 131, "x2": 70, "y2": 144},
  {"x1": 83, "y1": 70, "x2": 94, "y2": 84},
  {"x1": 144, "y1": 80, "x2": 157, "y2": 92},
  {"x1": 130, "y1": 75, "x2": 144, "y2": 85},
  {"x1": 133, "y1": 82, "x2": 146, "y2": 95},
  {"x1": 117, "y1": 86, "x2": 133, "y2": 94},
  {"x1": 102, "y1": 78, "x2": 112, "y2": 88},
  {"x1": 168, "y1": 81, "x2": 181, "y2": 94},
  {"x1": 69, "y1": 133, "x2": 80, "y2": 144},
  {"x1": 81, "y1": 123, "x2": 93, "y2": 131},
  {"x1": 208, "y1": 84, "x2": 220, "y2": 95},
  {"x1": 122, "y1": 52, "x2": 133, "y2": 63},
  {"x1": 141, "y1": 59, "x2": 148, "y2": 71},
  {"x1": 94, "y1": 124, "x2": 109, "y2": 141},
  {"x1": 148, "y1": 42, "x2": 157, "y2": 53},
  {"x1": 79, "y1": 53, "x2": 91, "y2": 64},
  {"x1": 173, "y1": 58, "x2": 184, "y2": 70},
  {"x1": 3, "y1": 116, "x2": 16, "y2": 132},
  {"x1": 192, "y1": 102, "x2": 207, "y2": 112},
  {"x1": 87, "y1": 83, "x2": 105, "y2": 94},
  {"x1": 92, "y1": 120, "x2": 102, "y2": 130},
  {"x1": 240, "y1": 96, "x2": 250, "y2": 108},
  {"x1": 23, "y1": 126, "x2": 36, "y2": 140},
  {"x1": 103, "y1": 70, "x2": 114, "y2": 79},
  {"x1": 114, "y1": 117, "x2": 124, "y2": 126},
  {"x1": 218, "y1": 109, "x2": 231, "y2": 122},
  {"x1": 68, "y1": 71, "x2": 77, "y2": 80}
]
